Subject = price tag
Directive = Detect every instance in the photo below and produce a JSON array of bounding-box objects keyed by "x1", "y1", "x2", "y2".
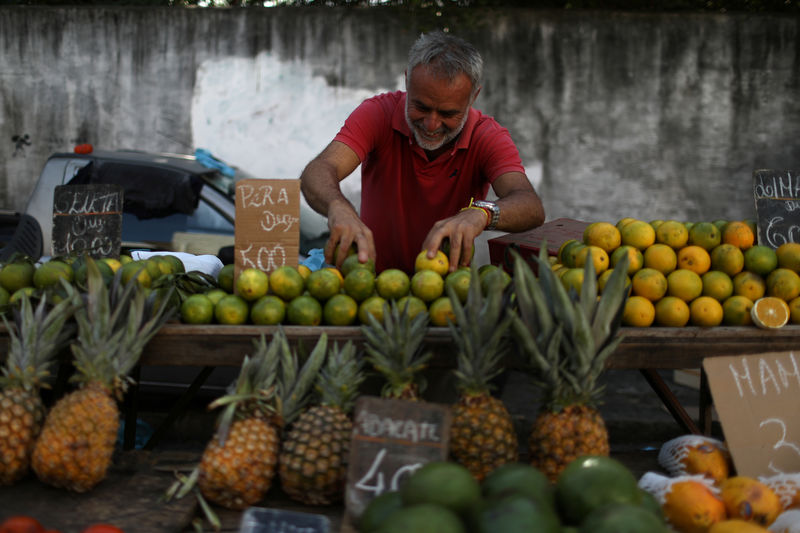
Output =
[
  {"x1": 239, "y1": 507, "x2": 329, "y2": 533},
  {"x1": 343, "y1": 397, "x2": 452, "y2": 527},
  {"x1": 52, "y1": 183, "x2": 123, "y2": 258},
  {"x1": 753, "y1": 169, "x2": 800, "y2": 248}
]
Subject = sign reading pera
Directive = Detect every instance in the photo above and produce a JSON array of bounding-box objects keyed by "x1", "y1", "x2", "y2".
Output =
[
  {"x1": 52, "y1": 183, "x2": 123, "y2": 258},
  {"x1": 704, "y1": 352, "x2": 800, "y2": 478},
  {"x1": 234, "y1": 179, "x2": 300, "y2": 275},
  {"x1": 753, "y1": 169, "x2": 800, "y2": 249}
]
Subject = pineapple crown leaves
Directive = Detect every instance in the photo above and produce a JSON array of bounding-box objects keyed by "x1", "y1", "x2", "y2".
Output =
[
  {"x1": 276, "y1": 327, "x2": 328, "y2": 427},
  {"x1": 361, "y1": 299, "x2": 432, "y2": 398},
  {"x1": 447, "y1": 265, "x2": 512, "y2": 395},
  {"x1": 70, "y1": 257, "x2": 176, "y2": 396},
  {"x1": 314, "y1": 339, "x2": 366, "y2": 414},
  {"x1": 0, "y1": 281, "x2": 80, "y2": 391},
  {"x1": 509, "y1": 244, "x2": 629, "y2": 408}
]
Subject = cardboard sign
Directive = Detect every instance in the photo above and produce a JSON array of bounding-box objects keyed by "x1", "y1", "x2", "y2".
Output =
[
  {"x1": 343, "y1": 397, "x2": 452, "y2": 526},
  {"x1": 52, "y1": 183, "x2": 123, "y2": 258},
  {"x1": 753, "y1": 169, "x2": 800, "y2": 249},
  {"x1": 234, "y1": 179, "x2": 300, "y2": 276},
  {"x1": 703, "y1": 352, "x2": 800, "y2": 477},
  {"x1": 239, "y1": 507, "x2": 329, "y2": 533}
]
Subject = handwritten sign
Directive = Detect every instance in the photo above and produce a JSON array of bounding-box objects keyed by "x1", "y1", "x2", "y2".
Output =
[
  {"x1": 703, "y1": 352, "x2": 800, "y2": 477},
  {"x1": 234, "y1": 179, "x2": 300, "y2": 277},
  {"x1": 343, "y1": 397, "x2": 452, "y2": 527},
  {"x1": 52, "y1": 184, "x2": 123, "y2": 258},
  {"x1": 753, "y1": 169, "x2": 800, "y2": 248},
  {"x1": 239, "y1": 507, "x2": 329, "y2": 533}
]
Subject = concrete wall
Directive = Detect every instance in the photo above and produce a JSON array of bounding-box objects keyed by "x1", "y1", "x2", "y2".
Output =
[{"x1": 2, "y1": 7, "x2": 798, "y2": 233}]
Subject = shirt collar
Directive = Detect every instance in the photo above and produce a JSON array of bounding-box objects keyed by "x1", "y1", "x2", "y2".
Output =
[{"x1": 393, "y1": 92, "x2": 479, "y2": 153}]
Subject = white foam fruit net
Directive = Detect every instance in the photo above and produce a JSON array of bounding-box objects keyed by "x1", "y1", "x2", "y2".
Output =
[
  {"x1": 657, "y1": 434, "x2": 728, "y2": 477},
  {"x1": 638, "y1": 471, "x2": 719, "y2": 505},
  {"x1": 760, "y1": 473, "x2": 800, "y2": 511},
  {"x1": 768, "y1": 509, "x2": 800, "y2": 533}
]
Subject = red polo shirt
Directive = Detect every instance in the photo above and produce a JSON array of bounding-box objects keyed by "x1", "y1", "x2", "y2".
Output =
[{"x1": 333, "y1": 91, "x2": 525, "y2": 274}]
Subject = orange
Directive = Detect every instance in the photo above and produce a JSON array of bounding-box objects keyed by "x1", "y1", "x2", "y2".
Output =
[
  {"x1": 615, "y1": 217, "x2": 637, "y2": 232},
  {"x1": 582, "y1": 222, "x2": 621, "y2": 253},
  {"x1": 690, "y1": 296, "x2": 724, "y2": 327},
  {"x1": 180, "y1": 293, "x2": 214, "y2": 324},
  {"x1": 214, "y1": 294, "x2": 250, "y2": 325},
  {"x1": 269, "y1": 266, "x2": 305, "y2": 301},
  {"x1": 8, "y1": 286, "x2": 35, "y2": 306},
  {"x1": 444, "y1": 269, "x2": 471, "y2": 304},
  {"x1": 558, "y1": 238, "x2": 580, "y2": 264},
  {"x1": 709, "y1": 520, "x2": 771, "y2": 533},
  {"x1": 100, "y1": 257, "x2": 123, "y2": 274},
  {"x1": 428, "y1": 296, "x2": 456, "y2": 327},
  {"x1": 598, "y1": 269, "x2": 629, "y2": 293},
  {"x1": 710, "y1": 244, "x2": 745, "y2": 277},
  {"x1": 560, "y1": 267, "x2": 585, "y2": 295},
  {"x1": 631, "y1": 268, "x2": 668, "y2": 302},
  {"x1": 677, "y1": 245, "x2": 712, "y2": 275},
  {"x1": 721, "y1": 221, "x2": 755, "y2": 250},
  {"x1": 560, "y1": 240, "x2": 586, "y2": 268},
  {"x1": 775, "y1": 242, "x2": 800, "y2": 272},
  {"x1": 766, "y1": 267, "x2": 800, "y2": 301},
  {"x1": 376, "y1": 269, "x2": 411, "y2": 301},
  {"x1": 250, "y1": 294, "x2": 286, "y2": 325},
  {"x1": 324, "y1": 267, "x2": 345, "y2": 286},
  {"x1": 610, "y1": 245, "x2": 643, "y2": 275},
  {"x1": 655, "y1": 296, "x2": 691, "y2": 327},
  {"x1": 396, "y1": 295, "x2": 428, "y2": 320},
  {"x1": 323, "y1": 293, "x2": 358, "y2": 326},
  {"x1": 306, "y1": 268, "x2": 342, "y2": 302},
  {"x1": 723, "y1": 295, "x2": 754, "y2": 326},
  {"x1": 297, "y1": 264, "x2": 312, "y2": 281},
  {"x1": 702, "y1": 271, "x2": 734, "y2": 302},
  {"x1": 342, "y1": 254, "x2": 376, "y2": 278},
  {"x1": 667, "y1": 269, "x2": 703, "y2": 302},
  {"x1": 286, "y1": 294, "x2": 323, "y2": 326},
  {"x1": 789, "y1": 296, "x2": 800, "y2": 324},
  {"x1": 713, "y1": 219, "x2": 729, "y2": 230},
  {"x1": 574, "y1": 245, "x2": 609, "y2": 275},
  {"x1": 743, "y1": 245, "x2": 778, "y2": 277},
  {"x1": 33, "y1": 260, "x2": 74, "y2": 289},
  {"x1": 650, "y1": 219, "x2": 665, "y2": 230},
  {"x1": 414, "y1": 250, "x2": 449, "y2": 276},
  {"x1": 689, "y1": 221, "x2": 722, "y2": 251},
  {"x1": 204, "y1": 288, "x2": 227, "y2": 306},
  {"x1": 662, "y1": 479, "x2": 727, "y2": 533},
  {"x1": 719, "y1": 476, "x2": 782, "y2": 526},
  {"x1": 681, "y1": 440, "x2": 732, "y2": 485},
  {"x1": 643, "y1": 243, "x2": 678, "y2": 275},
  {"x1": 358, "y1": 295, "x2": 387, "y2": 325},
  {"x1": 656, "y1": 220, "x2": 690, "y2": 249},
  {"x1": 217, "y1": 263, "x2": 235, "y2": 293},
  {"x1": 235, "y1": 267, "x2": 269, "y2": 302},
  {"x1": 751, "y1": 296, "x2": 790, "y2": 329},
  {"x1": 620, "y1": 220, "x2": 656, "y2": 251},
  {"x1": 344, "y1": 268, "x2": 377, "y2": 302},
  {"x1": 622, "y1": 295, "x2": 655, "y2": 327},
  {"x1": 410, "y1": 269, "x2": 444, "y2": 303},
  {"x1": 120, "y1": 261, "x2": 152, "y2": 288},
  {"x1": 733, "y1": 271, "x2": 766, "y2": 301}
]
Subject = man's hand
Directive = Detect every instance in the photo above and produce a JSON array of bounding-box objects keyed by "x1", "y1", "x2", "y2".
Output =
[
  {"x1": 421, "y1": 207, "x2": 487, "y2": 272},
  {"x1": 324, "y1": 198, "x2": 376, "y2": 268}
]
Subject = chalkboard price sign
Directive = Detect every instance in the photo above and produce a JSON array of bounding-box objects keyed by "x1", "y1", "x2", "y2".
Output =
[
  {"x1": 52, "y1": 184, "x2": 123, "y2": 258},
  {"x1": 343, "y1": 397, "x2": 452, "y2": 526},
  {"x1": 752, "y1": 169, "x2": 800, "y2": 249},
  {"x1": 239, "y1": 507, "x2": 330, "y2": 533}
]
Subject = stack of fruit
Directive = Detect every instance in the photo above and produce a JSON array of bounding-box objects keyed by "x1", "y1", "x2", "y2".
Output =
[{"x1": 554, "y1": 218, "x2": 800, "y2": 328}]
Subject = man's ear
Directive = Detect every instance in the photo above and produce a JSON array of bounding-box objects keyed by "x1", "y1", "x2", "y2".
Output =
[{"x1": 471, "y1": 85, "x2": 482, "y2": 105}]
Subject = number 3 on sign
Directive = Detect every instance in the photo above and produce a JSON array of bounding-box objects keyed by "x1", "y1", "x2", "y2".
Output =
[
  {"x1": 760, "y1": 417, "x2": 800, "y2": 475},
  {"x1": 354, "y1": 448, "x2": 422, "y2": 497}
]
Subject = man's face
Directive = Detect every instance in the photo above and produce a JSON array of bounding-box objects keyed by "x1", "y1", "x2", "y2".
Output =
[{"x1": 405, "y1": 64, "x2": 478, "y2": 152}]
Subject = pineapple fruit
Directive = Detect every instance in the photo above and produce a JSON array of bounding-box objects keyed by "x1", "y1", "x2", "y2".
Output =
[
  {"x1": 279, "y1": 339, "x2": 365, "y2": 505},
  {"x1": 0, "y1": 288, "x2": 78, "y2": 485},
  {"x1": 509, "y1": 246, "x2": 630, "y2": 482},
  {"x1": 197, "y1": 328, "x2": 327, "y2": 509},
  {"x1": 447, "y1": 266, "x2": 518, "y2": 481},
  {"x1": 31, "y1": 258, "x2": 174, "y2": 492},
  {"x1": 361, "y1": 300, "x2": 432, "y2": 400}
]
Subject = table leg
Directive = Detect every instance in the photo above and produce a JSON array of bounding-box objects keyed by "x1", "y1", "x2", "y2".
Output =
[
  {"x1": 639, "y1": 368, "x2": 701, "y2": 435},
  {"x1": 699, "y1": 368, "x2": 714, "y2": 436}
]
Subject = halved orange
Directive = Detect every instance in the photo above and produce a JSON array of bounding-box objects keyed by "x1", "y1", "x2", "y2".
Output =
[{"x1": 751, "y1": 296, "x2": 790, "y2": 329}]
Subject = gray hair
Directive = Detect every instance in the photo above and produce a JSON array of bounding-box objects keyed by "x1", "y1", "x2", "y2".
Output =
[{"x1": 407, "y1": 31, "x2": 483, "y2": 95}]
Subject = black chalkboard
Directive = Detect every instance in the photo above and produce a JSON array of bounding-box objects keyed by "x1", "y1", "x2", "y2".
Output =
[
  {"x1": 239, "y1": 507, "x2": 330, "y2": 533},
  {"x1": 753, "y1": 169, "x2": 800, "y2": 249},
  {"x1": 52, "y1": 184, "x2": 123, "y2": 258}
]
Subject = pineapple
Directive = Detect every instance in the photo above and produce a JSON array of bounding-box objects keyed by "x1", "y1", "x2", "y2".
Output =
[
  {"x1": 447, "y1": 266, "x2": 518, "y2": 481},
  {"x1": 31, "y1": 258, "x2": 174, "y2": 492},
  {"x1": 0, "y1": 288, "x2": 78, "y2": 485},
  {"x1": 279, "y1": 339, "x2": 365, "y2": 505},
  {"x1": 197, "y1": 328, "x2": 327, "y2": 510},
  {"x1": 361, "y1": 300, "x2": 432, "y2": 400},
  {"x1": 509, "y1": 246, "x2": 630, "y2": 482}
]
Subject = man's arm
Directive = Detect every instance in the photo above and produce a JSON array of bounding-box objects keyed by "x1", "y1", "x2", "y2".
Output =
[
  {"x1": 422, "y1": 171, "x2": 545, "y2": 270},
  {"x1": 299, "y1": 141, "x2": 376, "y2": 267}
]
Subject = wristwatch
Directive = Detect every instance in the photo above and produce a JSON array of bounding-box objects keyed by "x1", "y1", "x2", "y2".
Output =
[{"x1": 473, "y1": 200, "x2": 500, "y2": 231}]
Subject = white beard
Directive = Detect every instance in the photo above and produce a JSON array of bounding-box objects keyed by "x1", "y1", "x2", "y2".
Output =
[{"x1": 405, "y1": 98, "x2": 470, "y2": 152}]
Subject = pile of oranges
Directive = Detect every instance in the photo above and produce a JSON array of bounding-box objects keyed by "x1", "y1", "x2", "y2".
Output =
[{"x1": 554, "y1": 218, "x2": 800, "y2": 328}]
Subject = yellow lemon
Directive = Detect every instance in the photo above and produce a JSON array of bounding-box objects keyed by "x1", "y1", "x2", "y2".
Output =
[
  {"x1": 415, "y1": 250, "x2": 449, "y2": 276},
  {"x1": 236, "y1": 267, "x2": 269, "y2": 302}
]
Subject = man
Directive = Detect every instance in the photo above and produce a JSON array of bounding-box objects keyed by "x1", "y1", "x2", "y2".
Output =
[{"x1": 300, "y1": 30, "x2": 545, "y2": 274}]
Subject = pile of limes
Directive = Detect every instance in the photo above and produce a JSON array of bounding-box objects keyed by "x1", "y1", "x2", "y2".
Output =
[{"x1": 556, "y1": 218, "x2": 800, "y2": 328}]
